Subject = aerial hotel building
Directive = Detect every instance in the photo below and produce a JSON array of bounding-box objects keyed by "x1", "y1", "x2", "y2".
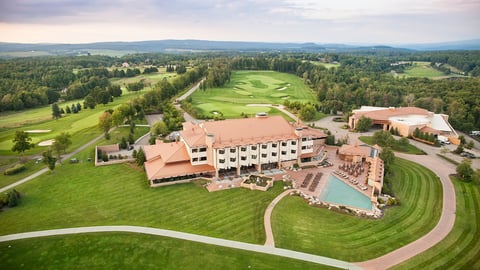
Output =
[{"x1": 143, "y1": 114, "x2": 327, "y2": 187}]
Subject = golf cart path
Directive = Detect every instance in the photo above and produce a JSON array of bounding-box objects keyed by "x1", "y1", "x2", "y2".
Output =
[
  {"x1": 355, "y1": 153, "x2": 456, "y2": 269},
  {"x1": 0, "y1": 225, "x2": 361, "y2": 270}
]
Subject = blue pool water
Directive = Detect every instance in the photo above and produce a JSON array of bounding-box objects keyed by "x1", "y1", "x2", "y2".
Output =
[{"x1": 319, "y1": 174, "x2": 373, "y2": 210}]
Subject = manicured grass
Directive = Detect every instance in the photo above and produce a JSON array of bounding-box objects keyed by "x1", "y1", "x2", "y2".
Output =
[
  {"x1": 359, "y1": 136, "x2": 426, "y2": 155},
  {"x1": 0, "y1": 145, "x2": 284, "y2": 245},
  {"x1": 190, "y1": 70, "x2": 316, "y2": 119},
  {"x1": 110, "y1": 70, "x2": 177, "y2": 92},
  {"x1": 0, "y1": 233, "x2": 336, "y2": 270},
  {"x1": 0, "y1": 90, "x2": 147, "y2": 156},
  {"x1": 400, "y1": 62, "x2": 446, "y2": 78},
  {"x1": 271, "y1": 158, "x2": 443, "y2": 261},
  {"x1": 392, "y1": 178, "x2": 480, "y2": 270},
  {"x1": 0, "y1": 159, "x2": 45, "y2": 188}
]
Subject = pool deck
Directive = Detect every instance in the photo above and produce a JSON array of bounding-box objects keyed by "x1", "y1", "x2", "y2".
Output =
[{"x1": 286, "y1": 146, "x2": 373, "y2": 199}]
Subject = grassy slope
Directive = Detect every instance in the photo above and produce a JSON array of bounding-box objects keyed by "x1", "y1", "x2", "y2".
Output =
[
  {"x1": 271, "y1": 158, "x2": 442, "y2": 261},
  {"x1": 392, "y1": 178, "x2": 480, "y2": 270},
  {"x1": 0, "y1": 71, "x2": 171, "y2": 156},
  {"x1": 190, "y1": 70, "x2": 316, "y2": 119},
  {"x1": 0, "y1": 233, "x2": 336, "y2": 270},
  {"x1": 0, "y1": 144, "x2": 283, "y2": 244},
  {"x1": 401, "y1": 62, "x2": 446, "y2": 78}
]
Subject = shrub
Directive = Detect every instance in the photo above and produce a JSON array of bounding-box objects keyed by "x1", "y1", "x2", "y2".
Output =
[
  {"x1": 102, "y1": 152, "x2": 109, "y2": 162},
  {"x1": 132, "y1": 149, "x2": 138, "y2": 158},
  {"x1": 7, "y1": 189, "x2": 20, "y2": 207},
  {"x1": 3, "y1": 164, "x2": 26, "y2": 175}
]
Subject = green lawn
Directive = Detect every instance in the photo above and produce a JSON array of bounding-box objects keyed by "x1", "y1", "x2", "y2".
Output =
[
  {"x1": 400, "y1": 62, "x2": 446, "y2": 78},
  {"x1": 0, "y1": 159, "x2": 46, "y2": 188},
  {"x1": 359, "y1": 136, "x2": 426, "y2": 155},
  {"x1": 392, "y1": 178, "x2": 480, "y2": 270},
  {"x1": 271, "y1": 158, "x2": 442, "y2": 261},
  {"x1": 0, "y1": 90, "x2": 149, "y2": 156},
  {"x1": 189, "y1": 70, "x2": 316, "y2": 119},
  {"x1": 0, "y1": 144, "x2": 284, "y2": 244},
  {"x1": 0, "y1": 233, "x2": 336, "y2": 270}
]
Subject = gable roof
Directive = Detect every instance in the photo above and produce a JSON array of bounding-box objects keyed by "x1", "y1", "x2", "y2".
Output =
[{"x1": 143, "y1": 142, "x2": 190, "y2": 164}]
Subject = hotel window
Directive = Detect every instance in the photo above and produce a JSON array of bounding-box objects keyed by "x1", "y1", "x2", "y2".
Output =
[
  {"x1": 291, "y1": 150, "x2": 296, "y2": 154},
  {"x1": 252, "y1": 155, "x2": 257, "y2": 159},
  {"x1": 272, "y1": 143, "x2": 277, "y2": 148},
  {"x1": 200, "y1": 147, "x2": 207, "y2": 152},
  {"x1": 251, "y1": 145, "x2": 257, "y2": 150},
  {"x1": 302, "y1": 146, "x2": 307, "y2": 150},
  {"x1": 302, "y1": 137, "x2": 307, "y2": 141},
  {"x1": 200, "y1": 157, "x2": 207, "y2": 161},
  {"x1": 230, "y1": 148, "x2": 236, "y2": 153},
  {"x1": 230, "y1": 158, "x2": 236, "y2": 162},
  {"x1": 192, "y1": 158, "x2": 198, "y2": 162},
  {"x1": 261, "y1": 153, "x2": 267, "y2": 158},
  {"x1": 281, "y1": 142, "x2": 287, "y2": 147},
  {"x1": 291, "y1": 141, "x2": 297, "y2": 145},
  {"x1": 219, "y1": 159, "x2": 225, "y2": 164},
  {"x1": 281, "y1": 151, "x2": 287, "y2": 155},
  {"x1": 272, "y1": 152, "x2": 277, "y2": 157},
  {"x1": 241, "y1": 156, "x2": 247, "y2": 161},
  {"x1": 219, "y1": 149, "x2": 225, "y2": 154},
  {"x1": 240, "y1": 147, "x2": 247, "y2": 152},
  {"x1": 261, "y1": 144, "x2": 268, "y2": 149},
  {"x1": 192, "y1": 148, "x2": 198, "y2": 153}
]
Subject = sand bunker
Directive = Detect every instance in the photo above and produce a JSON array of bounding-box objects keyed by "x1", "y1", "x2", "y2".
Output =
[
  {"x1": 26, "y1": 130, "x2": 51, "y2": 133},
  {"x1": 277, "y1": 87, "x2": 287, "y2": 91},
  {"x1": 38, "y1": 139, "x2": 55, "y2": 146}
]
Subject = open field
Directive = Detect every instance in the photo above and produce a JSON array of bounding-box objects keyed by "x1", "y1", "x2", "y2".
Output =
[
  {"x1": 359, "y1": 136, "x2": 426, "y2": 155},
  {"x1": 309, "y1": 61, "x2": 341, "y2": 69},
  {"x1": 392, "y1": 177, "x2": 480, "y2": 270},
  {"x1": 0, "y1": 88, "x2": 151, "y2": 156},
  {"x1": 0, "y1": 233, "x2": 335, "y2": 270},
  {"x1": 396, "y1": 61, "x2": 462, "y2": 79},
  {"x1": 0, "y1": 143, "x2": 284, "y2": 245},
  {"x1": 110, "y1": 69, "x2": 178, "y2": 92},
  {"x1": 189, "y1": 70, "x2": 316, "y2": 119},
  {"x1": 271, "y1": 158, "x2": 442, "y2": 261}
]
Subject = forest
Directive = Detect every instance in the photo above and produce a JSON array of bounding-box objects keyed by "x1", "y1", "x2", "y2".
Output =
[{"x1": 0, "y1": 50, "x2": 479, "y2": 132}]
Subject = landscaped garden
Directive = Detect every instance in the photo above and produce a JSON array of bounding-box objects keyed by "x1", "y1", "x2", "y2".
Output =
[
  {"x1": 392, "y1": 177, "x2": 480, "y2": 270},
  {"x1": 271, "y1": 158, "x2": 443, "y2": 261},
  {"x1": 359, "y1": 135, "x2": 426, "y2": 155},
  {"x1": 0, "y1": 233, "x2": 337, "y2": 270},
  {"x1": 0, "y1": 144, "x2": 284, "y2": 245},
  {"x1": 187, "y1": 70, "x2": 317, "y2": 119}
]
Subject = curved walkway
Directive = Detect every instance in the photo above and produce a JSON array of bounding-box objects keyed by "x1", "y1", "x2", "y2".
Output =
[
  {"x1": 264, "y1": 189, "x2": 293, "y2": 247},
  {"x1": 356, "y1": 153, "x2": 456, "y2": 269},
  {"x1": 0, "y1": 225, "x2": 361, "y2": 270},
  {"x1": 246, "y1": 104, "x2": 299, "y2": 122}
]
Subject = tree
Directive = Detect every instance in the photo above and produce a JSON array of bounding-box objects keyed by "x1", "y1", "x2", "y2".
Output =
[
  {"x1": 98, "y1": 111, "x2": 113, "y2": 138},
  {"x1": 7, "y1": 189, "x2": 20, "y2": 207},
  {"x1": 398, "y1": 137, "x2": 410, "y2": 149},
  {"x1": 151, "y1": 121, "x2": 168, "y2": 137},
  {"x1": 465, "y1": 140, "x2": 475, "y2": 150},
  {"x1": 51, "y1": 103, "x2": 61, "y2": 119},
  {"x1": 136, "y1": 147, "x2": 146, "y2": 166},
  {"x1": 372, "y1": 130, "x2": 395, "y2": 147},
  {"x1": 84, "y1": 95, "x2": 96, "y2": 109},
  {"x1": 52, "y1": 132, "x2": 72, "y2": 162},
  {"x1": 65, "y1": 105, "x2": 71, "y2": 114},
  {"x1": 11, "y1": 131, "x2": 35, "y2": 155},
  {"x1": 456, "y1": 159, "x2": 474, "y2": 182},
  {"x1": 43, "y1": 149, "x2": 57, "y2": 171},
  {"x1": 454, "y1": 144, "x2": 464, "y2": 154},
  {"x1": 356, "y1": 116, "x2": 372, "y2": 132},
  {"x1": 380, "y1": 147, "x2": 395, "y2": 173},
  {"x1": 76, "y1": 102, "x2": 82, "y2": 112},
  {"x1": 299, "y1": 103, "x2": 316, "y2": 121}
]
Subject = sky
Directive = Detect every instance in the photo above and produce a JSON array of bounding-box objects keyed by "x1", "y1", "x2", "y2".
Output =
[{"x1": 0, "y1": 0, "x2": 479, "y2": 44}]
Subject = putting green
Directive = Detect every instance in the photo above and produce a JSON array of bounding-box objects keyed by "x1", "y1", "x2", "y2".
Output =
[{"x1": 235, "y1": 90, "x2": 252, "y2": 96}]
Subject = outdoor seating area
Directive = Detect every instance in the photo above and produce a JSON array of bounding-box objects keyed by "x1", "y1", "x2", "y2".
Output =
[
  {"x1": 309, "y1": 172, "x2": 323, "y2": 192},
  {"x1": 333, "y1": 170, "x2": 367, "y2": 191},
  {"x1": 338, "y1": 161, "x2": 365, "y2": 178}
]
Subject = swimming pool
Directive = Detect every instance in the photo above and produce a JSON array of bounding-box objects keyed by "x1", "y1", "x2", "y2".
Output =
[{"x1": 319, "y1": 174, "x2": 373, "y2": 210}]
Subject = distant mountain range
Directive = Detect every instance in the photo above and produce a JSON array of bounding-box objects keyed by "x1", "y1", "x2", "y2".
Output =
[{"x1": 0, "y1": 39, "x2": 479, "y2": 57}]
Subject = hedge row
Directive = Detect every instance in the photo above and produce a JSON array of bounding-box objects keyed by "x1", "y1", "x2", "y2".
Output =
[{"x1": 3, "y1": 164, "x2": 25, "y2": 175}]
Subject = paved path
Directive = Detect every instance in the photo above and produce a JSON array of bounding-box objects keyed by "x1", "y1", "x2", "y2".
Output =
[
  {"x1": 176, "y1": 78, "x2": 205, "y2": 102},
  {"x1": 311, "y1": 116, "x2": 458, "y2": 269},
  {"x1": 247, "y1": 104, "x2": 299, "y2": 122},
  {"x1": 0, "y1": 225, "x2": 361, "y2": 270},
  {"x1": 356, "y1": 153, "x2": 456, "y2": 270},
  {"x1": 0, "y1": 130, "x2": 108, "y2": 193},
  {"x1": 264, "y1": 189, "x2": 293, "y2": 247}
]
